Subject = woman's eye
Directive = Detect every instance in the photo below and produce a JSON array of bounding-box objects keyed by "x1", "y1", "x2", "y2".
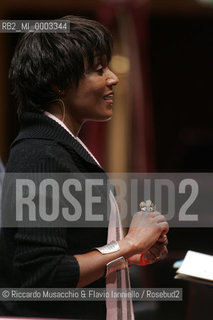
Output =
[{"x1": 96, "y1": 67, "x2": 104, "y2": 75}]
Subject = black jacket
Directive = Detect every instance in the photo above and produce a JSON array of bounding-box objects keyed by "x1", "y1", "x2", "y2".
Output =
[{"x1": 0, "y1": 112, "x2": 109, "y2": 319}]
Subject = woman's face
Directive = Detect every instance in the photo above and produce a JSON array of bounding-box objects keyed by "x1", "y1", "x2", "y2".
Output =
[{"x1": 64, "y1": 55, "x2": 119, "y2": 128}]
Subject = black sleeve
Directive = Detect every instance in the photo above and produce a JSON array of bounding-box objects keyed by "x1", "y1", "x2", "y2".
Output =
[
  {"x1": 4, "y1": 141, "x2": 80, "y2": 288},
  {"x1": 13, "y1": 227, "x2": 79, "y2": 288}
]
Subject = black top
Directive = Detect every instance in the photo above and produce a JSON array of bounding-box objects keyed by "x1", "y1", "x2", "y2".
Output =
[{"x1": 0, "y1": 112, "x2": 108, "y2": 319}]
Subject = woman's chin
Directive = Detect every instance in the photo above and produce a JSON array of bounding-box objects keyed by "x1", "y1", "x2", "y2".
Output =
[{"x1": 86, "y1": 113, "x2": 113, "y2": 123}]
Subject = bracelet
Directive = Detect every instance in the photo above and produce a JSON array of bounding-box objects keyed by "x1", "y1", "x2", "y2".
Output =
[
  {"x1": 95, "y1": 241, "x2": 127, "y2": 277},
  {"x1": 106, "y1": 256, "x2": 127, "y2": 278},
  {"x1": 95, "y1": 240, "x2": 120, "y2": 254}
]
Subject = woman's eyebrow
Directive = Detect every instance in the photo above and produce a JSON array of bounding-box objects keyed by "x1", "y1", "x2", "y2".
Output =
[{"x1": 94, "y1": 55, "x2": 108, "y2": 67}]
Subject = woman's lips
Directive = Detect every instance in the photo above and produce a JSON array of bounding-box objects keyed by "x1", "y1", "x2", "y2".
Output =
[{"x1": 103, "y1": 93, "x2": 114, "y2": 104}]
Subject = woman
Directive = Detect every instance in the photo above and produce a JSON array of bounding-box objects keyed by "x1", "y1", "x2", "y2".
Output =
[{"x1": 0, "y1": 15, "x2": 168, "y2": 319}]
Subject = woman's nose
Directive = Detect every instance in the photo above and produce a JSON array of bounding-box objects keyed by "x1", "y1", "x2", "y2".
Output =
[{"x1": 106, "y1": 68, "x2": 119, "y2": 86}]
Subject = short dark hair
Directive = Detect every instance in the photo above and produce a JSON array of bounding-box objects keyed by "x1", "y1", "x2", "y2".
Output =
[{"x1": 9, "y1": 15, "x2": 113, "y2": 116}]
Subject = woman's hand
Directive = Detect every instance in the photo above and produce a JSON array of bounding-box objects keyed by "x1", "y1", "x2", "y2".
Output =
[
  {"x1": 75, "y1": 211, "x2": 168, "y2": 288},
  {"x1": 127, "y1": 235, "x2": 168, "y2": 266},
  {"x1": 122, "y1": 210, "x2": 169, "y2": 258}
]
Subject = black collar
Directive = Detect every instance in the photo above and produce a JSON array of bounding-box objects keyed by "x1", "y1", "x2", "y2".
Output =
[{"x1": 12, "y1": 112, "x2": 105, "y2": 173}]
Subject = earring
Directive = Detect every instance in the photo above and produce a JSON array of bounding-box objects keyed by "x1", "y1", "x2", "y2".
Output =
[
  {"x1": 47, "y1": 98, "x2": 66, "y2": 123},
  {"x1": 57, "y1": 98, "x2": 65, "y2": 123}
]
